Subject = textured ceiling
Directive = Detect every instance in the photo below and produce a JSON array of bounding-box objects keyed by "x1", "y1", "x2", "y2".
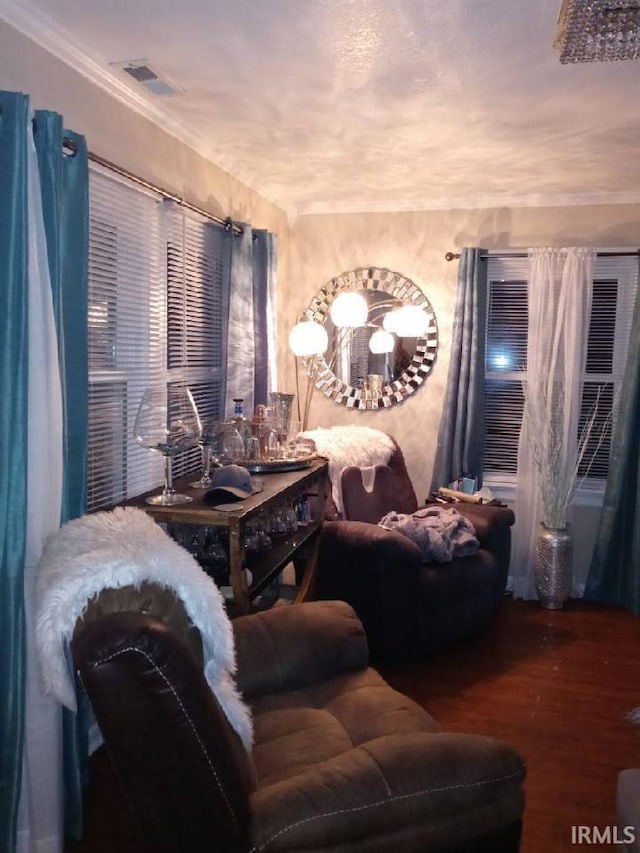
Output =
[{"x1": 4, "y1": 0, "x2": 640, "y2": 216}]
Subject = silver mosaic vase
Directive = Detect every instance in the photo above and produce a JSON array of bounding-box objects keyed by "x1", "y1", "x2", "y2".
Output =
[{"x1": 535, "y1": 523, "x2": 572, "y2": 610}]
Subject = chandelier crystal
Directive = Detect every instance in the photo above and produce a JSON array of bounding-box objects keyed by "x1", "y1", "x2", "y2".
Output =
[{"x1": 554, "y1": 0, "x2": 640, "y2": 63}]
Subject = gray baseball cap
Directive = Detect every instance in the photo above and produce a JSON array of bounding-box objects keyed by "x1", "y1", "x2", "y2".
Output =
[{"x1": 204, "y1": 464, "x2": 261, "y2": 504}]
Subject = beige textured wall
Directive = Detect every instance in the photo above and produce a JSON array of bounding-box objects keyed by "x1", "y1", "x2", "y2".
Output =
[
  {"x1": 287, "y1": 205, "x2": 640, "y2": 505},
  {"x1": 0, "y1": 19, "x2": 290, "y2": 268}
]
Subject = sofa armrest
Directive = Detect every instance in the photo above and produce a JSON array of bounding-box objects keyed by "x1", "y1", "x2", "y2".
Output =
[
  {"x1": 233, "y1": 600, "x2": 368, "y2": 701},
  {"x1": 320, "y1": 519, "x2": 423, "y2": 571},
  {"x1": 73, "y1": 612, "x2": 254, "y2": 852},
  {"x1": 450, "y1": 504, "x2": 515, "y2": 580},
  {"x1": 449, "y1": 503, "x2": 515, "y2": 541}
]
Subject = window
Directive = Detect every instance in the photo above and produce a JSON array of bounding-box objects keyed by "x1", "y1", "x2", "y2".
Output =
[
  {"x1": 164, "y1": 206, "x2": 228, "y2": 479},
  {"x1": 87, "y1": 165, "x2": 229, "y2": 510},
  {"x1": 484, "y1": 253, "x2": 638, "y2": 490}
]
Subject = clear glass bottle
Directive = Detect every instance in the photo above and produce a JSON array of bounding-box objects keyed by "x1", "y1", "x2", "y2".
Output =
[
  {"x1": 231, "y1": 398, "x2": 253, "y2": 456},
  {"x1": 221, "y1": 423, "x2": 245, "y2": 463}
]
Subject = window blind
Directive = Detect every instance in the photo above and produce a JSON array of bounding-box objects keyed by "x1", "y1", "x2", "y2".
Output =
[
  {"x1": 87, "y1": 166, "x2": 228, "y2": 510},
  {"x1": 484, "y1": 253, "x2": 638, "y2": 487},
  {"x1": 484, "y1": 255, "x2": 529, "y2": 476},
  {"x1": 578, "y1": 255, "x2": 638, "y2": 479},
  {"x1": 164, "y1": 202, "x2": 227, "y2": 478}
]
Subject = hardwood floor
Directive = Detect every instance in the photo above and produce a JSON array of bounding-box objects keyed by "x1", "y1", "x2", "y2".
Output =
[
  {"x1": 67, "y1": 596, "x2": 640, "y2": 853},
  {"x1": 380, "y1": 597, "x2": 640, "y2": 853}
]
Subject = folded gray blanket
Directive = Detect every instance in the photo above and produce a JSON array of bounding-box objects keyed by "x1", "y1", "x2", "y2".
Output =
[{"x1": 378, "y1": 505, "x2": 479, "y2": 563}]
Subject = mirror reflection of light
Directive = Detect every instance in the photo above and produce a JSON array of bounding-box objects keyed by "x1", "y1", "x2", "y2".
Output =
[
  {"x1": 330, "y1": 291, "x2": 368, "y2": 328},
  {"x1": 383, "y1": 305, "x2": 428, "y2": 337},
  {"x1": 382, "y1": 308, "x2": 400, "y2": 334},
  {"x1": 369, "y1": 328, "x2": 395, "y2": 354}
]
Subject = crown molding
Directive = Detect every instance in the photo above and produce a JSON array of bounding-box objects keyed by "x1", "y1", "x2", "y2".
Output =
[
  {"x1": 0, "y1": 0, "x2": 171, "y2": 124},
  {"x1": 0, "y1": 0, "x2": 281, "y2": 208},
  {"x1": 295, "y1": 190, "x2": 640, "y2": 218}
]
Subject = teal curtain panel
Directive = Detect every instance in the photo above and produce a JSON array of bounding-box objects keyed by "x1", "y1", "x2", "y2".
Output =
[
  {"x1": 585, "y1": 271, "x2": 640, "y2": 613},
  {"x1": 431, "y1": 247, "x2": 488, "y2": 491},
  {"x1": 0, "y1": 89, "x2": 31, "y2": 853}
]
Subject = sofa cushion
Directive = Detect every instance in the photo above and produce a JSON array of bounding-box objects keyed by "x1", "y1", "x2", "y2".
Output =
[
  {"x1": 248, "y1": 665, "x2": 524, "y2": 851},
  {"x1": 234, "y1": 601, "x2": 368, "y2": 701},
  {"x1": 250, "y1": 727, "x2": 524, "y2": 852},
  {"x1": 251, "y1": 667, "x2": 437, "y2": 788}
]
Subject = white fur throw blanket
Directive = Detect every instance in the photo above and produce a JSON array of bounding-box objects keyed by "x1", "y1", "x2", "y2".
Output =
[
  {"x1": 35, "y1": 506, "x2": 253, "y2": 750},
  {"x1": 379, "y1": 506, "x2": 479, "y2": 563},
  {"x1": 302, "y1": 426, "x2": 395, "y2": 515}
]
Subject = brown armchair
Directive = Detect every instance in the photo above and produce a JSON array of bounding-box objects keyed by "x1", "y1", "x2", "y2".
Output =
[
  {"x1": 72, "y1": 595, "x2": 525, "y2": 852},
  {"x1": 313, "y1": 437, "x2": 515, "y2": 661}
]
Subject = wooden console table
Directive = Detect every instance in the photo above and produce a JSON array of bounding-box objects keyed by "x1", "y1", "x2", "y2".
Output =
[{"x1": 125, "y1": 458, "x2": 328, "y2": 614}]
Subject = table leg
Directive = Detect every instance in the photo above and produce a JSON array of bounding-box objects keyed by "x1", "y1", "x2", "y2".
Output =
[
  {"x1": 228, "y1": 519, "x2": 250, "y2": 614},
  {"x1": 294, "y1": 529, "x2": 321, "y2": 603}
]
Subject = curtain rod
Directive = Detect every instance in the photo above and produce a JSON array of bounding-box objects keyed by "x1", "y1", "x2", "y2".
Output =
[
  {"x1": 88, "y1": 151, "x2": 243, "y2": 235},
  {"x1": 445, "y1": 250, "x2": 640, "y2": 261}
]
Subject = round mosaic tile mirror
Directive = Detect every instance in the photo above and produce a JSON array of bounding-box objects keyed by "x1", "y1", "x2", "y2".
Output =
[{"x1": 301, "y1": 267, "x2": 438, "y2": 410}]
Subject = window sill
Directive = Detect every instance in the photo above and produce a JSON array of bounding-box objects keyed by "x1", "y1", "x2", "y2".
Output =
[{"x1": 484, "y1": 476, "x2": 605, "y2": 508}]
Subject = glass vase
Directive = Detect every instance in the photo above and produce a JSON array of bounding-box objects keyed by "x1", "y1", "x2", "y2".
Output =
[{"x1": 269, "y1": 392, "x2": 295, "y2": 445}]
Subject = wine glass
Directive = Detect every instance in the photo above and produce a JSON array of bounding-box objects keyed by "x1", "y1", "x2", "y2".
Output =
[
  {"x1": 190, "y1": 417, "x2": 221, "y2": 489},
  {"x1": 133, "y1": 385, "x2": 201, "y2": 505}
]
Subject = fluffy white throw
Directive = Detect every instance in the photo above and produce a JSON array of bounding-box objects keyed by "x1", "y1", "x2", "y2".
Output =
[
  {"x1": 379, "y1": 505, "x2": 479, "y2": 563},
  {"x1": 302, "y1": 426, "x2": 395, "y2": 515},
  {"x1": 35, "y1": 506, "x2": 253, "y2": 750}
]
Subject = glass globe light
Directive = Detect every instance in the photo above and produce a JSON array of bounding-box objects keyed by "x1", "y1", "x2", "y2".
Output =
[
  {"x1": 369, "y1": 328, "x2": 395, "y2": 354},
  {"x1": 288, "y1": 320, "x2": 328, "y2": 357},
  {"x1": 329, "y1": 291, "x2": 368, "y2": 328},
  {"x1": 384, "y1": 305, "x2": 428, "y2": 337}
]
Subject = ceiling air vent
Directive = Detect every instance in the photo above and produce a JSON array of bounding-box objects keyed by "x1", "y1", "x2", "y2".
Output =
[{"x1": 110, "y1": 59, "x2": 183, "y2": 96}]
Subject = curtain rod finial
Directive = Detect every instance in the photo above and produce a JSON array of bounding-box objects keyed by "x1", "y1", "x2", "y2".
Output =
[{"x1": 445, "y1": 252, "x2": 460, "y2": 262}]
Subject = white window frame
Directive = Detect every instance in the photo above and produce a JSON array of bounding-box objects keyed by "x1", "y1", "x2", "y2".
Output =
[{"x1": 484, "y1": 250, "x2": 638, "y2": 505}]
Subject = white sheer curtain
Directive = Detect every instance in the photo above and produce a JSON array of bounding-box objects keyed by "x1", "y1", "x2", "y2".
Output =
[
  {"x1": 16, "y1": 118, "x2": 64, "y2": 853},
  {"x1": 510, "y1": 248, "x2": 594, "y2": 600}
]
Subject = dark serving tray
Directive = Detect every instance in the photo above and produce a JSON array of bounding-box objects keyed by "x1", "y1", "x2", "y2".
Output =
[{"x1": 244, "y1": 456, "x2": 316, "y2": 474}]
